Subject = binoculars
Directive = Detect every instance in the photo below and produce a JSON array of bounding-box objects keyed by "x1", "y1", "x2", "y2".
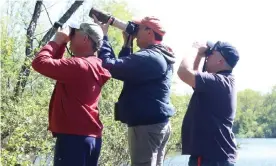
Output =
[{"x1": 53, "y1": 21, "x2": 75, "y2": 38}]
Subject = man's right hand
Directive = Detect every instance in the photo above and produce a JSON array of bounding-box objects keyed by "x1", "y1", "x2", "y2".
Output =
[{"x1": 192, "y1": 41, "x2": 208, "y2": 57}]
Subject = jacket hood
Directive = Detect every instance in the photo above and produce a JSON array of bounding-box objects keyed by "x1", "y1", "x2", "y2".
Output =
[{"x1": 149, "y1": 44, "x2": 176, "y2": 64}]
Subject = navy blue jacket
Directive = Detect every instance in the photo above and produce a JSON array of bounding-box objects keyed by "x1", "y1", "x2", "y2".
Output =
[{"x1": 99, "y1": 36, "x2": 176, "y2": 126}]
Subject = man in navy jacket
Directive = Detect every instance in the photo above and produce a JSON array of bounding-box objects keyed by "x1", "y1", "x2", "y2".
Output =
[{"x1": 94, "y1": 16, "x2": 175, "y2": 166}]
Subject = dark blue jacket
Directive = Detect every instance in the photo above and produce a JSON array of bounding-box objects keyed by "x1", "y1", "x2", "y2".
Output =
[{"x1": 99, "y1": 36, "x2": 176, "y2": 126}]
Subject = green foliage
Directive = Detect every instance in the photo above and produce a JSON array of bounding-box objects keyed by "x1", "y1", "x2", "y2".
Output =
[
  {"x1": 1, "y1": 16, "x2": 56, "y2": 164},
  {"x1": 164, "y1": 94, "x2": 190, "y2": 157},
  {"x1": 234, "y1": 87, "x2": 276, "y2": 138},
  {"x1": 1, "y1": 0, "x2": 135, "y2": 165},
  {"x1": 1, "y1": 15, "x2": 55, "y2": 165},
  {"x1": 1, "y1": 95, "x2": 54, "y2": 166}
]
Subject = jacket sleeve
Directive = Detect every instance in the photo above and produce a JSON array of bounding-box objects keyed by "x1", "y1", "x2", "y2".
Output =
[
  {"x1": 118, "y1": 47, "x2": 131, "y2": 58},
  {"x1": 98, "y1": 36, "x2": 167, "y2": 83},
  {"x1": 32, "y1": 41, "x2": 83, "y2": 83}
]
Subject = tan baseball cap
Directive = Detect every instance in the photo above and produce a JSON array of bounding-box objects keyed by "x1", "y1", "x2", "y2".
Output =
[{"x1": 68, "y1": 22, "x2": 104, "y2": 50}]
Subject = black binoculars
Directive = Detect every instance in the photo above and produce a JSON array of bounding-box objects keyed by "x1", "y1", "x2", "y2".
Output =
[{"x1": 53, "y1": 21, "x2": 75, "y2": 37}]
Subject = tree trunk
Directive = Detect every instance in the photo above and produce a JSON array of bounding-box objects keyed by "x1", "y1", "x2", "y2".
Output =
[
  {"x1": 13, "y1": 0, "x2": 84, "y2": 98},
  {"x1": 13, "y1": 0, "x2": 43, "y2": 98}
]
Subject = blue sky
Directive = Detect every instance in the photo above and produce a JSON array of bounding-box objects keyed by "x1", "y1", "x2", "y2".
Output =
[{"x1": 5, "y1": 0, "x2": 274, "y2": 94}]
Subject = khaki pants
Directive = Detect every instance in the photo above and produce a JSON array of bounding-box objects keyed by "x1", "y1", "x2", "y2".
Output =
[{"x1": 128, "y1": 122, "x2": 171, "y2": 166}]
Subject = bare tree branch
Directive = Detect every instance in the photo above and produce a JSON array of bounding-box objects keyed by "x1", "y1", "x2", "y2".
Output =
[
  {"x1": 39, "y1": 0, "x2": 84, "y2": 47},
  {"x1": 13, "y1": 0, "x2": 84, "y2": 98},
  {"x1": 14, "y1": 0, "x2": 43, "y2": 98}
]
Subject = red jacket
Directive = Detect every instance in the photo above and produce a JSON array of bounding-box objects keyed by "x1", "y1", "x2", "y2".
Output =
[{"x1": 32, "y1": 41, "x2": 111, "y2": 137}]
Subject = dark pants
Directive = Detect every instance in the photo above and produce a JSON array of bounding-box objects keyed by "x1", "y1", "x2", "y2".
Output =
[
  {"x1": 188, "y1": 156, "x2": 235, "y2": 166},
  {"x1": 53, "y1": 133, "x2": 102, "y2": 166}
]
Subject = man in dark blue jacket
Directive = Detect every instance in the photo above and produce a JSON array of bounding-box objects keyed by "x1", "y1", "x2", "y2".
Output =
[
  {"x1": 177, "y1": 41, "x2": 240, "y2": 166},
  {"x1": 94, "y1": 16, "x2": 175, "y2": 166}
]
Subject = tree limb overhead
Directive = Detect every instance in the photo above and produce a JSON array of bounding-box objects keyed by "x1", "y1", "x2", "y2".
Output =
[{"x1": 14, "y1": 0, "x2": 84, "y2": 98}]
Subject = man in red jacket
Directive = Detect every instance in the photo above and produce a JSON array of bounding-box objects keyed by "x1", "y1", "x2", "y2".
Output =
[{"x1": 32, "y1": 22, "x2": 111, "y2": 166}]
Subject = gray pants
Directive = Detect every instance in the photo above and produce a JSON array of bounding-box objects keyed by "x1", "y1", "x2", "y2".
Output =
[{"x1": 128, "y1": 122, "x2": 171, "y2": 166}]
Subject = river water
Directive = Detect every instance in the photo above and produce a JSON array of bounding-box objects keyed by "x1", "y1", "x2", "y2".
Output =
[{"x1": 164, "y1": 138, "x2": 276, "y2": 166}]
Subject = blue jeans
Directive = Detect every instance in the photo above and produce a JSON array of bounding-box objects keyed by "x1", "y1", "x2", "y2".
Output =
[
  {"x1": 53, "y1": 133, "x2": 102, "y2": 166},
  {"x1": 188, "y1": 156, "x2": 235, "y2": 166}
]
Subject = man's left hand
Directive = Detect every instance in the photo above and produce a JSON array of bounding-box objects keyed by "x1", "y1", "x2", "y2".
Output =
[{"x1": 92, "y1": 14, "x2": 112, "y2": 36}]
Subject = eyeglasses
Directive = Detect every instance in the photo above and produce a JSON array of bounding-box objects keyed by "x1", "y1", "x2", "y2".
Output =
[{"x1": 69, "y1": 28, "x2": 76, "y2": 38}]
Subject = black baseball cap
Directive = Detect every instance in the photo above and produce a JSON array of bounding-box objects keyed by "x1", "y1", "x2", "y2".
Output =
[{"x1": 206, "y1": 41, "x2": 240, "y2": 68}]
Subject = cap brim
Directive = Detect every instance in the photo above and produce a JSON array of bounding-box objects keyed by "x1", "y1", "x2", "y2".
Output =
[
  {"x1": 68, "y1": 21, "x2": 80, "y2": 29},
  {"x1": 206, "y1": 41, "x2": 215, "y2": 48},
  {"x1": 132, "y1": 18, "x2": 142, "y2": 25}
]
